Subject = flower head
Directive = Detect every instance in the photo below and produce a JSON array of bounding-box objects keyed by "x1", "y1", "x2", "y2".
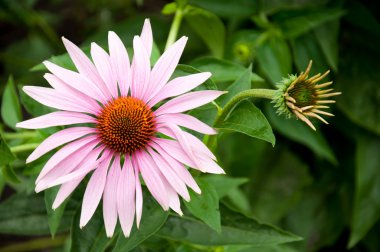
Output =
[
  {"x1": 273, "y1": 60, "x2": 341, "y2": 130},
  {"x1": 17, "y1": 19, "x2": 225, "y2": 237}
]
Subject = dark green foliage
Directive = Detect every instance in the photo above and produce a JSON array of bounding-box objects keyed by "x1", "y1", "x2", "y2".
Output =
[{"x1": 0, "y1": 0, "x2": 379, "y2": 251}]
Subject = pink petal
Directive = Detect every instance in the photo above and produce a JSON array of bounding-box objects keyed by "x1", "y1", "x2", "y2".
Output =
[
  {"x1": 166, "y1": 185, "x2": 183, "y2": 216},
  {"x1": 148, "y1": 72, "x2": 212, "y2": 106},
  {"x1": 140, "y1": 19, "x2": 153, "y2": 57},
  {"x1": 23, "y1": 86, "x2": 95, "y2": 114},
  {"x1": 44, "y1": 61, "x2": 108, "y2": 103},
  {"x1": 62, "y1": 37, "x2": 112, "y2": 99},
  {"x1": 153, "y1": 137, "x2": 224, "y2": 174},
  {"x1": 16, "y1": 111, "x2": 96, "y2": 129},
  {"x1": 146, "y1": 37, "x2": 187, "y2": 101},
  {"x1": 162, "y1": 125, "x2": 223, "y2": 174},
  {"x1": 53, "y1": 177, "x2": 83, "y2": 209},
  {"x1": 158, "y1": 123, "x2": 216, "y2": 160},
  {"x1": 27, "y1": 127, "x2": 96, "y2": 163},
  {"x1": 35, "y1": 141, "x2": 100, "y2": 193},
  {"x1": 108, "y1": 31, "x2": 131, "y2": 97},
  {"x1": 44, "y1": 74, "x2": 102, "y2": 114},
  {"x1": 117, "y1": 157, "x2": 136, "y2": 237},
  {"x1": 148, "y1": 149, "x2": 190, "y2": 201},
  {"x1": 160, "y1": 174, "x2": 183, "y2": 215},
  {"x1": 133, "y1": 161, "x2": 143, "y2": 228},
  {"x1": 153, "y1": 138, "x2": 194, "y2": 168},
  {"x1": 91, "y1": 43, "x2": 118, "y2": 98},
  {"x1": 159, "y1": 124, "x2": 200, "y2": 174},
  {"x1": 80, "y1": 156, "x2": 111, "y2": 228},
  {"x1": 183, "y1": 130, "x2": 217, "y2": 160},
  {"x1": 155, "y1": 90, "x2": 225, "y2": 116},
  {"x1": 135, "y1": 151, "x2": 169, "y2": 210},
  {"x1": 197, "y1": 154, "x2": 225, "y2": 174},
  {"x1": 103, "y1": 155, "x2": 120, "y2": 237},
  {"x1": 157, "y1": 113, "x2": 216, "y2": 135},
  {"x1": 46, "y1": 148, "x2": 109, "y2": 189},
  {"x1": 131, "y1": 36, "x2": 150, "y2": 100},
  {"x1": 36, "y1": 135, "x2": 98, "y2": 182},
  {"x1": 151, "y1": 142, "x2": 201, "y2": 194}
]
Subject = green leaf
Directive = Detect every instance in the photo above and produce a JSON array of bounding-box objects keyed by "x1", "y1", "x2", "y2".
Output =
[
  {"x1": 113, "y1": 190, "x2": 169, "y2": 252},
  {"x1": 223, "y1": 244, "x2": 299, "y2": 252},
  {"x1": 0, "y1": 172, "x2": 4, "y2": 197},
  {"x1": 314, "y1": 21, "x2": 339, "y2": 71},
  {"x1": 202, "y1": 175, "x2": 251, "y2": 214},
  {"x1": 226, "y1": 30, "x2": 260, "y2": 65},
  {"x1": 1, "y1": 165, "x2": 20, "y2": 184},
  {"x1": 259, "y1": 0, "x2": 328, "y2": 15},
  {"x1": 184, "y1": 178, "x2": 221, "y2": 233},
  {"x1": 189, "y1": 0, "x2": 258, "y2": 18},
  {"x1": 284, "y1": 186, "x2": 345, "y2": 251},
  {"x1": 162, "y1": 2, "x2": 177, "y2": 15},
  {"x1": 265, "y1": 104, "x2": 337, "y2": 164},
  {"x1": 349, "y1": 135, "x2": 380, "y2": 248},
  {"x1": 0, "y1": 135, "x2": 15, "y2": 167},
  {"x1": 256, "y1": 36, "x2": 292, "y2": 84},
  {"x1": 70, "y1": 208, "x2": 115, "y2": 252},
  {"x1": 45, "y1": 187, "x2": 68, "y2": 237},
  {"x1": 217, "y1": 132, "x2": 268, "y2": 178},
  {"x1": 0, "y1": 193, "x2": 50, "y2": 235},
  {"x1": 1, "y1": 76, "x2": 22, "y2": 130},
  {"x1": 184, "y1": 6, "x2": 225, "y2": 58},
  {"x1": 2, "y1": 33, "x2": 54, "y2": 75},
  {"x1": 278, "y1": 9, "x2": 345, "y2": 39},
  {"x1": 218, "y1": 66, "x2": 251, "y2": 107},
  {"x1": 344, "y1": 1, "x2": 380, "y2": 37},
  {"x1": 158, "y1": 205, "x2": 302, "y2": 246},
  {"x1": 250, "y1": 149, "x2": 312, "y2": 223},
  {"x1": 216, "y1": 100, "x2": 275, "y2": 145},
  {"x1": 290, "y1": 32, "x2": 329, "y2": 75},
  {"x1": 202, "y1": 175, "x2": 248, "y2": 199},
  {"x1": 224, "y1": 187, "x2": 252, "y2": 215},
  {"x1": 335, "y1": 49, "x2": 380, "y2": 136},
  {"x1": 191, "y1": 57, "x2": 264, "y2": 84}
]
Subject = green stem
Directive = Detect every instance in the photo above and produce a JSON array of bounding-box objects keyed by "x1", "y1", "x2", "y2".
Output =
[
  {"x1": 165, "y1": 8, "x2": 184, "y2": 50},
  {"x1": 2, "y1": 131, "x2": 37, "y2": 140},
  {"x1": 215, "y1": 89, "x2": 276, "y2": 125},
  {"x1": 0, "y1": 235, "x2": 67, "y2": 252},
  {"x1": 10, "y1": 143, "x2": 40, "y2": 153},
  {"x1": 205, "y1": 88, "x2": 276, "y2": 150}
]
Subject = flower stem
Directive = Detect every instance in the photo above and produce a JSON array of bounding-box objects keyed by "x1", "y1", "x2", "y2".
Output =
[
  {"x1": 2, "y1": 131, "x2": 37, "y2": 140},
  {"x1": 10, "y1": 143, "x2": 40, "y2": 153},
  {"x1": 214, "y1": 89, "x2": 276, "y2": 126},
  {"x1": 205, "y1": 88, "x2": 276, "y2": 150},
  {"x1": 165, "y1": 8, "x2": 184, "y2": 50}
]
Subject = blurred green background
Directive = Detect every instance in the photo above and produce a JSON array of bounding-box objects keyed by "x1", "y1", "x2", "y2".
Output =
[{"x1": 1, "y1": 0, "x2": 380, "y2": 251}]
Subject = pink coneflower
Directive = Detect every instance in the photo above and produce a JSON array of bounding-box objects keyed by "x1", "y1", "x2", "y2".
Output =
[{"x1": 17, "y1": 19, "x2": 225, "y2": 237}]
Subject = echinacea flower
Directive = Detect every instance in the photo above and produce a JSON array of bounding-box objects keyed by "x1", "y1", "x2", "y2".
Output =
[
  {"x1": 17, "y1": 19, "x2": 225, "y2": 237},
  {"x1": 273, "y1": 60, "x2": 341, "y2": 131}
]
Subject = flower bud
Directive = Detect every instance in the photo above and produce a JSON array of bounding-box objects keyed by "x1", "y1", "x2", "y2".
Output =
[{"x1": 272, "y1": 60, "x2": 341, "y2": 131}]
